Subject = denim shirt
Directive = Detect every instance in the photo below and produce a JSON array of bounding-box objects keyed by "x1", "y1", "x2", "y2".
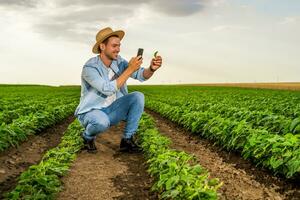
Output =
[{"x1": 74, "y1": 55, "x2": 147, "y2": 116}]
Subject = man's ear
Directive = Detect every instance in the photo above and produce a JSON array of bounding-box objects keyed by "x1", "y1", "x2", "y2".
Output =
[{"x1": 99, "y1": 43, "x2": 105, "y2": 52}]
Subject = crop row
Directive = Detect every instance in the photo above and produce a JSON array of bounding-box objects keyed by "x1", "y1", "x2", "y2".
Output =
[
  {"x1": 4, "y1": 120, "x2": 84, "y2": 200},
  {"x1": 0, "y1": 102, "x2": 77, "y2": 152},
  {"x1": 149, "y1": 95, "x2": 299, "y2": 135},
  {"x1": 138, "y1": 85, "x2": 300, "y2": 118},
  {"x1": 137, "y1": 113, "x2": 222, "y2": 199},
  {"x1": 145, "y1": 99, "x2": 300, "y2": 178},
  {"x1": 0, "y1": 85, "x2": 79, "y2": 112},
  {"x1": 0, "y1": 98, "x2": 77, "y2": 125}
]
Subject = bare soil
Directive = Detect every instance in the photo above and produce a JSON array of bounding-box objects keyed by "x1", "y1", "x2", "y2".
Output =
[
  {"x1": 146, "y1": 109, "x2": 300, "y2": 200},
  {"x1": 0, "y1": 116, "x2": 75, "y2": 199},
  {"x1": 57, "y1": 122, "x2": 156, "y2": 200}
]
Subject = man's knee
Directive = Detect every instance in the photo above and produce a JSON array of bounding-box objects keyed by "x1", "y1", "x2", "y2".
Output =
[
  {"x1": 91, "y1": 118, "x2": 110, "y2": 133},
  {"x1": 130, "y1": 91, "x2": 144, "y2": 104}
]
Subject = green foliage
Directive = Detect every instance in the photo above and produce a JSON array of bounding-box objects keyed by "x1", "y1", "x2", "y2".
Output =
[
  {"x1": 0, "y1": 85, "x2": 80, "y2": 151},
  {"x1": 137, "y1": 114, "x2": 222, "y2": 200},
  {"x1": 4, "y1": 120, "x2": 84, "y2": 200},
  {"x1": 130, "y1": 85, "x2": 300, "y2": 179}
]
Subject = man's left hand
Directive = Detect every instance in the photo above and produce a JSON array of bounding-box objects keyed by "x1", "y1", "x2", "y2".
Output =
[{"x1": 150, "y1": 56, "x2": 162, "y2": 72}]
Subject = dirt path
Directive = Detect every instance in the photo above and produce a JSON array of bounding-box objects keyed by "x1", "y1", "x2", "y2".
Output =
[
  {"x1": 0, "y1": 116, "x2": 75, "y2": 198},
  {"x1": 146, "y1": 109, "x2": 300, "y2": 200},
  {"x1": 57, "y1": 122, "x2": 156, "y2": 200}
]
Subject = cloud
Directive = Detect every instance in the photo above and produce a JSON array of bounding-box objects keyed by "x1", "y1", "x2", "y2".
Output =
[
  {"x1": 210, "y1": 0, "x2": 226, "y2": 7},
  {"x1": 54, "y1": 0, "x2": 208, "y2": 16},
  {"x1": 55, "y1": 0, "x2": 147, "y2": 6},
  {"x1": 32, "y1": 0, "x2": 213, "y2": 43},
  {"x1": 149, "y1": 0, "x2": 205, "y2": 16},
  {"x1": 33, "y1": 5, "x2": 133, "y2": 43},
  {"x1": 279, "y1": 17, "x2": 298, "y2": 25},
  {"x1": 51, "y1": 0, "x2": 210, "y2": 17},
  {"x1": 0, "y1": 0, "x2": 38, "y2": 8},
  {"x1": 1, "y1": 0, "x2": 221, "y2": 43},
  {"x1": 212, "y1": 25, "x2": 251, "y2": 32}
]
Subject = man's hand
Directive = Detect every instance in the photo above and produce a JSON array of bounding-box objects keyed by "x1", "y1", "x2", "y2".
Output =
[
  {"x1": 150, "y1": 56, "x2": 162, "y2": 72},
  {"x1": 116, "y1": 56, "x2": 142, "y2": 89},
  {"x1": 128, "y1": 56, "x2": 143, "y2": 73}
]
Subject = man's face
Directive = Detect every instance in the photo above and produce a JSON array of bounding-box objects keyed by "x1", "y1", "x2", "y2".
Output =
[{"x1": 101, "y1": 36, "x2": 121, "y2": 60}]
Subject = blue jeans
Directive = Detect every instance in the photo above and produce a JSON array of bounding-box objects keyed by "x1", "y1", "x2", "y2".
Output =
[{"x1": 77, "y1": 91, "x2": 144, "y2": 141}]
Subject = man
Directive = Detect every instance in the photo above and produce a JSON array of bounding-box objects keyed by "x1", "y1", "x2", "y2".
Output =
[{"x1": 74, "y1": 27, "x2": 162, "y2": 153}]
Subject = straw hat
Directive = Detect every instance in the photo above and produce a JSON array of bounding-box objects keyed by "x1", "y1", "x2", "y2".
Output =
[{"x1": 92, "y1": 27, "x2": 125, "y2": 54}]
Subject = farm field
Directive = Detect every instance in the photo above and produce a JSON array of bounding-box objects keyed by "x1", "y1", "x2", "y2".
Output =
[
  {"x1": 0, "y1": 85, "x2": 299, "y2": 200},
  {"x1": 131, "y1": 85, "x2": 300, "y2": 199},
  {"x1": 2, "y1": 1, "x2": 300, "y2": 199},
  {"x1": 186, "y1": 82, "x2": 300, "y2": 91}
]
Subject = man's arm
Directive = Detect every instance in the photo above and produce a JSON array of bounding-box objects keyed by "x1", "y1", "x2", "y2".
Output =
[
  {"x1": 83, "y1": 57, "x2": 142, "y2": 96},
  {"x1": 143, "y1": 67, "x2": 155, "y2": 80},
  {"x1": 116, "y1": 56, "x2": 143, "y2": 88},
  {"x1": 143, "y1": 55, "x2": 162, "y2": 79},
  {"x1": 82, "y1": 67, "x2": 118, "y2": 96},
  {"x1": 118, "y1": 56, "x2": 146, "y2": 82}
]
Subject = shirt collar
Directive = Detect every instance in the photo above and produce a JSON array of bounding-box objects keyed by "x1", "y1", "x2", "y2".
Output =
[{"x1": 97, "y1": 55, "x2": 120, "y2": 75}]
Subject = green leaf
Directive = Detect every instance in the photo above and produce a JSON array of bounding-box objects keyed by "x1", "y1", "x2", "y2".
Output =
[{"x1": 290, "y1": 118, "x2": 300, "y2": 133}]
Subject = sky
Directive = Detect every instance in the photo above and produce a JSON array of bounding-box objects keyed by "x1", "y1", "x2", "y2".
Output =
[{"x1": 0, "y1": 0, "x2": 299, "y2": 86}]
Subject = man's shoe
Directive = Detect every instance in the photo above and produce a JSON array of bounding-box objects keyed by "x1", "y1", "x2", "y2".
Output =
[
  {"x1": 119, "y1": 137, "x2": 142, "y2": 153},
  {"x1": 82, "y1": 134, "x2": 97, "y2": 153}
]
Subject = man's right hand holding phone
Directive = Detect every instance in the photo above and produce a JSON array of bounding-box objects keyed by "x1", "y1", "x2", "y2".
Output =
[
  {"x1": 116, "y1": 48, "x2": 143, "y2": 89},
  {"x1": 128, "y1": 56, "x2": 143, "y2": 73}
]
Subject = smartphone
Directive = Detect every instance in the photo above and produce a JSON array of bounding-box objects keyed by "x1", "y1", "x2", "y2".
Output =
[{"x1": 137, "y1": 48, "x2": 144, "y2": 58}]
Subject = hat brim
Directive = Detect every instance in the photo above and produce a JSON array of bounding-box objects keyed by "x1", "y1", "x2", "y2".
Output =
[{"x1": 92, "y1": 30, "x2": 125, "y2": 54}]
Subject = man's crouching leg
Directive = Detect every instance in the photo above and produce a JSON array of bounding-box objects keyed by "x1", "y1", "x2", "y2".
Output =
[
  {"x1": 78, "y1": 110, "x2": 110, "y2": 153},
  {"x1": 120, "y1": 91, "x2": 145, "y2": 153}
]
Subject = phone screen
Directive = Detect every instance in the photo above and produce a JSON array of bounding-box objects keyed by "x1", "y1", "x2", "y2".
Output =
[{"x1": 137, "y1": 48, "x2": 144, "y2": 57}]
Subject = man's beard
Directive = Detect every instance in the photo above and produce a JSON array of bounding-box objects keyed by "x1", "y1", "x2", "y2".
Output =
[{"x1": 105, "y1": 52, "x2": 118, "y2": 60}]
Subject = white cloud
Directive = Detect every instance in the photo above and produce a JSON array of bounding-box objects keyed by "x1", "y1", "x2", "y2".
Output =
[
  {"x1": 279, "y1": 16, "x2": 298, "y2": 25},
  {"x1": 212, "y1": 25, "x2": 251, "y2": 32}
]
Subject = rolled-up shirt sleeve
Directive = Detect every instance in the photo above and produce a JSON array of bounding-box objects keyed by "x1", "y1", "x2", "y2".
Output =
[
  {"x1": 131, "y1": 67, "x2": 147, "y2": 82},
  {"x1": 82, "y1": 66, "x2": 118, "y2": 96}
]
